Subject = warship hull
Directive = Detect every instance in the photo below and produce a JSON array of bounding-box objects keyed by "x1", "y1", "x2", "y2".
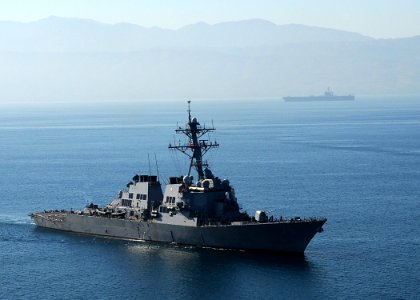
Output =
[{"x1": 31, "y1": 212, "x2": 326, "y2": 253}]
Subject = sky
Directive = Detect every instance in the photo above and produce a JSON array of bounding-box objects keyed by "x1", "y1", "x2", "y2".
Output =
[{"x1": 0, "y1": 0, "x2": 419, "y2": 38}]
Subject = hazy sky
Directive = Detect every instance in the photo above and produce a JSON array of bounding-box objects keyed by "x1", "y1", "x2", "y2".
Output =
[{"x1": 0, "y1": 0, "x2": 419, "y2": 38}]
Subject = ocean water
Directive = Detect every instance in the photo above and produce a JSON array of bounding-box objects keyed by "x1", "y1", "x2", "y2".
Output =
[{"x1": 0, "y1": 97, "x2": 419, "y2": 299}]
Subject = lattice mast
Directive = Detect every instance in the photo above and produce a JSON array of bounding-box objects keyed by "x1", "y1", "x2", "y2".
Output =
[{"x1": 169, "y1": 101, "x2": 219, "y2": 179}]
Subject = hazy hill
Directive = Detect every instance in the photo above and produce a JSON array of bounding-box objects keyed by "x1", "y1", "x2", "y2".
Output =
[
  {"x1": 0, "y1": 16, "x2": 419, "y2": 101},
  {"x1": 0, "y1": 17, "x2": 372, "y2": 52}
]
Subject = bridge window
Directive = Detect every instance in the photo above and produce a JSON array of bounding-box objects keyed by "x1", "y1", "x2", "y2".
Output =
[
  {"x1": 165, "y1": 196, "x2": 176, "y2": 204},
  {"x1": 122, "y1": 199, "x2": 132, "y2": 207},
  {"x1": 159, "y1": 206, "x2": 168, "y2": 213},
  {"x1": 137, "y1": 194, "x2": 147, "y2": 200}
]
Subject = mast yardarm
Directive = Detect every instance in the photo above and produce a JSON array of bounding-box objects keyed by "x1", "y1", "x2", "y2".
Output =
[{"x1": 168, "y1": 101, "x2": 219, "y2": 179}]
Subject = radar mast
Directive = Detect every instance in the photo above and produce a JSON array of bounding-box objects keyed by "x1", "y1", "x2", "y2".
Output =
[{"x1": 169, "y1": 101, "x2": 219, "y2": 179}]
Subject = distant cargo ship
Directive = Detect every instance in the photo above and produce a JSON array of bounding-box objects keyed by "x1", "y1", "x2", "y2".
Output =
[{"x1": 283, "y1": 88, "x2": 355, "y2": 102}]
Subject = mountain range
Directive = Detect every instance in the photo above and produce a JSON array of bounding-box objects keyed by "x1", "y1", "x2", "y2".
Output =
[{"x1": 1, "y1": 16, "x2": 419, "y2": 101}]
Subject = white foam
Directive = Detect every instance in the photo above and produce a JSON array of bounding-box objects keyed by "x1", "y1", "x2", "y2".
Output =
[{"x1": 0, "y1": 214, "x2": 34, "y2": 225}]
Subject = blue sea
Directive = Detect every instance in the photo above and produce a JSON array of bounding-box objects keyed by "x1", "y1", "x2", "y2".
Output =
[{"x1": 0, "y1": 97, "x2": 419, "y2": 299}]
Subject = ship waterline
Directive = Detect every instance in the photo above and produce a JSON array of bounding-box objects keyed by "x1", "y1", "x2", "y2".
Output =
[
  {"x1": 32, "y1": 212, "x2": 325, "y2": 253},
  {"x1": 284, "y1": 95, "x2": 354, "y2": 102}
]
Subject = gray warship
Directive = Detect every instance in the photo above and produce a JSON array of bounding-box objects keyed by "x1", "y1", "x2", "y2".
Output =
[{"x1": 31, "y1": 102, "x2": 326, "y2": 254}]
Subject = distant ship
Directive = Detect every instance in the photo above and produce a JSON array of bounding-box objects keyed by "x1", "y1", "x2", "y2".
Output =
[
  {"x1": 283, "y1": 88, "x2": 355, "y2": 102},
  {"x1": 31, "y1": 101, "x2": 326, "y2": 254}
]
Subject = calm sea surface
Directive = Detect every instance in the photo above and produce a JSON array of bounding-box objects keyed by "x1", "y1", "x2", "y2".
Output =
[{"x1": 0, "y1": 98, "x2": 419, "y2": 299}]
